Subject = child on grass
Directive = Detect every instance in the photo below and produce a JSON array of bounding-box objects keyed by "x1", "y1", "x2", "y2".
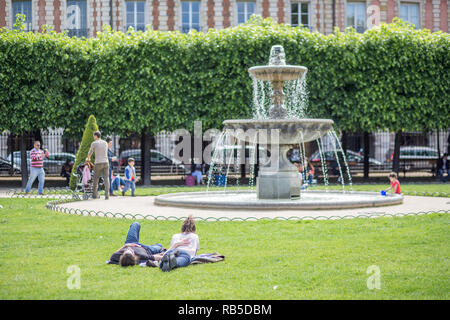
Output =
[
  {"x1": 122, "y1": 158, "x2": 139, "y2": 196},
  {"x1": 385, "y1": 172, "x2": 401, "y2": 194}
]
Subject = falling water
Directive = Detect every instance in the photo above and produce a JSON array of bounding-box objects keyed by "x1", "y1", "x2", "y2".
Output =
[
  {"x1": 330, "y1": 130, "x2": 353, "y2": 191},
  {"x1": 252, "y1": 73, "x2": 308, "y2": 120},
  {"x1": 248, "y1": 135, "x2": 258, "y2": 189},
  {"x1": 223, "y1": 133, "x2": 237, "y2": 190},
  {"x1": 252, "y1": 77, "x2": 272, "y2": 119},
  {"x1": 206, "y1": 131, "x2": 226, "y2": 191},
  {"x1": 327, "y1": 131, "x2": 345, "y2": 190},
  {"x1": 316, "y1": 136, "x2": 329, "y2": 189},
  {"x1": 284, "y1": 73, "x2": 309, "y2": 118}
]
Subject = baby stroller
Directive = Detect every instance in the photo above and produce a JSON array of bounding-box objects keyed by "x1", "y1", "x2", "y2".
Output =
[{"x1": 74, "y1": 161, "x2": 104, "y2": 200}]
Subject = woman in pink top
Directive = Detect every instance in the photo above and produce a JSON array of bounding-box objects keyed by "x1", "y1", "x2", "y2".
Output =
[{"x1": 25, "y1": 141, "x2": 49, "y2": 195}]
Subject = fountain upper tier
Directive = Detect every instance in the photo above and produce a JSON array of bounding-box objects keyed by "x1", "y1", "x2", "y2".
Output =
[
  {"x1": 248, "y1": 65, "x2": 308, "y2": 82},
  {"x1": 223, "y1": 118, "x2": 334, "y2": 144}
]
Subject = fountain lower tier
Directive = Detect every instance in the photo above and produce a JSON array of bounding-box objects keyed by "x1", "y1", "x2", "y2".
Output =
[
  {"x1": 223, "y1": 118, "x2": 334, "y2": 199},
  {"x1": 223, "y1": 118, "x2": 334, "y2": 144}
]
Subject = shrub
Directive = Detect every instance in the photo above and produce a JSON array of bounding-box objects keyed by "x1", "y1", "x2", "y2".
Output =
[{"x1": 69, "y1": 115, "x2": 99, "y2": 190}]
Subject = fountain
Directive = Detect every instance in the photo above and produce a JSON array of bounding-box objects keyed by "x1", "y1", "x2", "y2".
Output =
[{"x1": 155, "y1": 45, "x2": 403, "y2": 209}]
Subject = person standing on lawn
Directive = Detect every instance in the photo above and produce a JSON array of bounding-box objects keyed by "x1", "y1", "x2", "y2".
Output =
[
  {"x1": 86, "y1": 131, "x2": 110, "y2": 200},
  {"x1": 122, "y1": 157, "x2": 138, "y2": 196},
  {"x1": 25, "y1": 141, "x2": 49, "y2": 195},
  {"x1": 106, "y1": 137, "x2": 117, "y2": 196}
]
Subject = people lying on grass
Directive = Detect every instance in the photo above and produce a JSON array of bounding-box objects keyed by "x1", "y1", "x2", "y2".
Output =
[
  {"x1": 159, "y1": 215, "x2": 200, "y2": 272},
  {"x1": 384, "y1": 172, "x2": 402, "y2": 194},
  {"x1": 107, "y1": 222, "x2": 165, "y2": 267}
]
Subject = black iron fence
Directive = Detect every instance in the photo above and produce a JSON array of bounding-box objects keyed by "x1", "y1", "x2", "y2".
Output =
[{"x1": 1, "y1": 129, "x2": 448, "y2": 181}]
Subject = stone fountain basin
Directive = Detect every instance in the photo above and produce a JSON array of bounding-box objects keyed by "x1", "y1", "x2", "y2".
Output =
[
  {"x1": 154, "y1": 190, "x2": 404, "y2": 210},
  {"x1": 223, "y1": 118, "x2": 334, "y2": 144},
  {"x1": 248, "y1": 65, "x2": 308, "y2": 81}
]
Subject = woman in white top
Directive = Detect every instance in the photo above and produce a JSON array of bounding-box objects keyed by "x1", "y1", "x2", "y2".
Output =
[{"x1": 160, "y1": 215, "x2": 200, "y2": 272}]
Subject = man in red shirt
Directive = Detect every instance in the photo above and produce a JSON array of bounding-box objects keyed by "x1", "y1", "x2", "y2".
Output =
[
  {"x1": 385, "y1": 172, "x2": 401, "y2": 194},
  {"x1": 25, "y1": 141, "x2": 49, "y2": 195}
]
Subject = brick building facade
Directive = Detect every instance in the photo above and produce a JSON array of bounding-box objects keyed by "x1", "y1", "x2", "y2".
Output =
[{"x1": 0, "y1": 0, "x2": 448, "y2": 38}]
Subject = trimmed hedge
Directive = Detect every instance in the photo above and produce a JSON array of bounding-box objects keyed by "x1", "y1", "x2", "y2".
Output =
[
  {"x1": 69, "y1": 115, "x2": 99, "y2": 190},
  {"x1": 0, "y1": 16, "x2": 449, "y2": 137}
]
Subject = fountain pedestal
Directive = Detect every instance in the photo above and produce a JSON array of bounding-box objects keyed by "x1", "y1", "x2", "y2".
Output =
[{"x1": 257, "y1": 144, "x2": 300, "y2": 199}]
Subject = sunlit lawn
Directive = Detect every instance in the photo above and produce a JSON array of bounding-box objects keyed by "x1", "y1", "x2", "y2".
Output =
[{"x1": 0, "y1": 197, "x2": 449, "y2": 299}]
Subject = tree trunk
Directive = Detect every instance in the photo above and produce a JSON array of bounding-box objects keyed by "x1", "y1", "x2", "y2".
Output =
[
  {"x1": 140, "y1": 130, "x2": 151, "y2": 186},
  {"x1": 341, "y1": 130, "x2": 348, "y2": 156},
  {"x1": 392, "y1": 130, "x2": 402, "y2": 174},
  {"x1": 436, "y1": 129, "x2": 440, "y2": 158},
  {"x1": 363, "y1": 132, "x2": 370, "y2": 180},
  {"x1": 20, "y1": 134, "x2": 29, "y2": 189},
  {"x1": 8, "y1": 133, "x2": 15, "y2": 176}
]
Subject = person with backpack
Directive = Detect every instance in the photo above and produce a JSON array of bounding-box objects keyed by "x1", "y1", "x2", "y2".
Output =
[{"x1": 86, "y1": 131, "x2": 110, "y2": 200}]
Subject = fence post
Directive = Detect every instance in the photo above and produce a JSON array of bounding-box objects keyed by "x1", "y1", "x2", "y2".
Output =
[
  {"x1": 392, "y1": 130, "x2": 402, "y2": 175},
  {"x1": 20, "y1": 134, "x2": 28, "y2": 189},
  {"x1": 363, "y1": 132, "x2": 370, "y2": 180}
]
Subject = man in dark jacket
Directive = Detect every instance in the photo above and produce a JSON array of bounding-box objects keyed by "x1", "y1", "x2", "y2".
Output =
[
  {"x1": 437, "y1": 153, "x2": 449, "y2": 182},
  {"x1": 107, "y1": 222, "x2": 165, "y2": 267}
]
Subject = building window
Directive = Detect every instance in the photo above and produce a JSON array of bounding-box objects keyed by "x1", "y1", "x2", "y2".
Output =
[
  {"x1": 346, "y1": 2, "x2": 366, "y2": 33},
  {"x1": 291, "y1": 2, "x2": 310, "y2": 29},
  {"x1": 66, "y1": 0, "x2": 88, "y2": 37},
  {"x1": 181, "y1": 1, "x2": 200, "y2": 33},
  {"x1": 237, "y1": 2, "x2": 255, "y2": 24},
  {"x1": 400, "y1": 3, "x2": 420, "y2": 28},
  {"x1": 126, "y1": 1, "x2": 146, "y2": 31},
  {"x1": 12, "y1": 1, "x2": 32, "y2": 31}
]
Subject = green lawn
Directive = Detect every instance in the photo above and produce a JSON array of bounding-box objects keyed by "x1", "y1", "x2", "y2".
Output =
[{"x1": 0, "y1": 197, "x2": 449, "y2": 299}]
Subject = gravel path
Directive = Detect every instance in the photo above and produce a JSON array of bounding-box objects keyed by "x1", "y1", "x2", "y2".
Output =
[{"x1": 55, "y1": 195, "x2": 449, "y2": 220}]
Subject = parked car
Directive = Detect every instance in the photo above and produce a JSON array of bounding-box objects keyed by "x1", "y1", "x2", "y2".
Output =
[
  {"x1": 7, "y1": 151, "x2": 76, "y2": 174},
  {"x1": 386, "y1": 146, "x2": 439, "y2": 171},
  {"x1": 310, "y1": 150, "x2": 382, "y2": 166},
  {"x1": 118, "y1": 149, "x2": 185, "y2": 173},
  {"x1": 0, "y1": 157, "x2": 21, "y2": 174},
  {"x1": 388, "y1": 146, "x2": 439, "y2": 161}
]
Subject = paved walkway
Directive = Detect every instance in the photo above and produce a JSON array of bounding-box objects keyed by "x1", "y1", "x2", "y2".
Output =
[{"x1": 55, "y1": 195, "x2": 449, "y2": 220}]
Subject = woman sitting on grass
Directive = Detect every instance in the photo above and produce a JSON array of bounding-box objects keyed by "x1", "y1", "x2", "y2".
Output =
[{"x1": 160, "y1": 215, "x2": 199, "y2": 272}]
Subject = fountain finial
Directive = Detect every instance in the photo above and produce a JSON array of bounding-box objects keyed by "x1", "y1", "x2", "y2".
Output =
[{"x1": 269, "y1": 45, "x2": 286, "y2": 66}]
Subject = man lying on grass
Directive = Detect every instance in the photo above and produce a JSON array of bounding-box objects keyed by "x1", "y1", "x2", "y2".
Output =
[{"x1": 107, "y1": 222, "x2": 166, "y2": 267}]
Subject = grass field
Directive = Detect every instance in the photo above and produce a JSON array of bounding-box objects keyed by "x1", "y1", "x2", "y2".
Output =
[{"x1": 1, "y1": 188, "x2": 449, "y2": 299}]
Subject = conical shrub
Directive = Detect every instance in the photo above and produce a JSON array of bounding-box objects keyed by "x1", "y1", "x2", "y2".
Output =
[{"x1": 69, "y1": 115, "x2": 99, "y2": 190}]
